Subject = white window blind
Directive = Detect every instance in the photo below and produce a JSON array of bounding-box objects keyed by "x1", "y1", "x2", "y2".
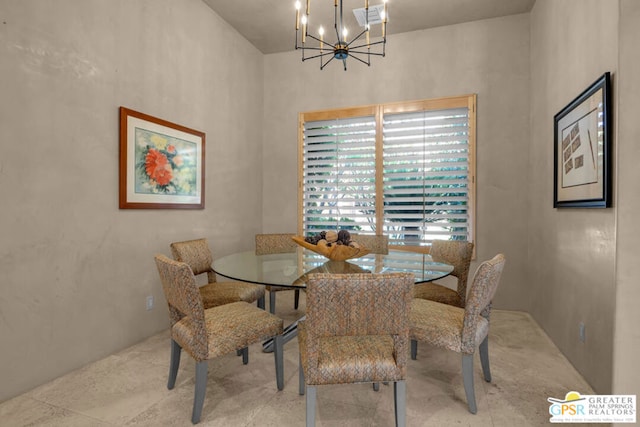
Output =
[
  {"x1": 302, "y1": 115, "x2": 377, "y2": 235},
  {"x1": 298, "y1": 96, "x2": 475, "y2": 249},
  {"x1": 382, "y1": 108, "x2": 471, "y2": 246}
]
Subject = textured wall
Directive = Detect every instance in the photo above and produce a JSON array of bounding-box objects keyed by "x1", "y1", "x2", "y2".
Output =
[
  {"x1": 529, "y1": 0, "x2": 618, "y2": 393},
  {"x1": 0, "y1": 0, "x2": 264, "y2": 401},
  {"x1": 263, "y1": 14, "x2": 531, "y2": 310},
  {"x1": 614, "y1": 0, "x2": 640, "y2": 399}
]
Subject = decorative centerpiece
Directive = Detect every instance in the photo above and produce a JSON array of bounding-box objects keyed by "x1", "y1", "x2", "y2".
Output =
[{"x1": 292, "y1": 229, "x2": 370, "y2": 261}]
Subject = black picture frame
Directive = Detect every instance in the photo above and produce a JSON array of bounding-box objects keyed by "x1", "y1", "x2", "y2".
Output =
[{"x1": 554, "y1": 72, "x2": 612, "y2": 208}]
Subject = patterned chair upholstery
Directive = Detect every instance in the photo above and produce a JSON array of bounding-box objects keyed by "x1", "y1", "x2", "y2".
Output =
[
  {"x1": 154, "y1": 255, "x2": 284, "y2": 424},
  {"x1": 255, "y1": 233, "x2": 300, "y2": 314},
  {"x1": 409, "y1": 253, "x2": 506, "y2": 414},
  {"x1": 350, "y1": 233, "x2": 389, "y2": 254},
  {"x1": 413, "y1": 240, "x2": 474, "y2": 307},
  {"x1": 170, "y1": 238, "x2": 265, "y2": 310},
  {"x1": 298, "y1": 272, "x2": 414, "y2": 427}
]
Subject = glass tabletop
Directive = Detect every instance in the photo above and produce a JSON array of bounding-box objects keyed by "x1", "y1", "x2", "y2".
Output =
[{"x1": 213, "y1": 249, "x2": 454, "y2": 289}]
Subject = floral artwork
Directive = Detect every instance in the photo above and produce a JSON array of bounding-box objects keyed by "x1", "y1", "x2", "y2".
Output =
[
  {"x1": 119, "y1": 107, "x2": 205, "y2": 209},
  {"x1": 135, "y1": 129, "x2": 197, "y2": 195}
]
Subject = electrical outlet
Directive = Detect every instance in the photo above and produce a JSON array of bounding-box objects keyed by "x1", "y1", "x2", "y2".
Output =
[
  {"x1": 146, "y1": 295, "x2": 154, "y2": 311},
  {"x1": 579, "y1": 322, "x2": 586, "y2": 343}
]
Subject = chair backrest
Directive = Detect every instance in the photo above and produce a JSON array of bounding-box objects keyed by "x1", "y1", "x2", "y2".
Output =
[
  {"x1": 306, "y1": 273, "x2": 414, "y2": 338},
  {"x1": 461, "y1": 254, "x2": 506, "y2": 352},
  {"x1": 154, "y1": 254, "x2": 208, "y2": 359},
  {"x1": 255, "y1": 233, "x2": 297, "y2": 255},
  {"x1": 170, "y1": 238, "x2": 216, "y2": 282},
  {"x1": 350, "y1": 234, "x2": 389, "y2": 254},
  {"x1": 430, "y1": 240, "x2": 474, "y2": 304}
]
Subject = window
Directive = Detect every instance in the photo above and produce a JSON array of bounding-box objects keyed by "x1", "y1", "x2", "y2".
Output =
[{"x1": 298, "y1": 95, "x2": 476, "y2": 250}]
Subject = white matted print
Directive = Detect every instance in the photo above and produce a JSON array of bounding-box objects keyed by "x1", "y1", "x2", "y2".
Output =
[{"x1": 554, "y1": 73, "x2": 611, "y2": 208}]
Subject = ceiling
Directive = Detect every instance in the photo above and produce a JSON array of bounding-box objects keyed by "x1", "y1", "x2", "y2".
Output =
[{"x1": 202, "y1": 0, "x2": 536, "y2": 54}]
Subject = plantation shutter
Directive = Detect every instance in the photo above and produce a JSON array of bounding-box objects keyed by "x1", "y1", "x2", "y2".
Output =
[
  {"x1": 302, "y1": 115, "x2": 377, "y2": 235},
  {"x1": 382, "y1": 107, "x2": 471, "y2": 247}
]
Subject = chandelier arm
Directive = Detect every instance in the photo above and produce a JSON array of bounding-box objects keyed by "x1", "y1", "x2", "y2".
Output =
[
  {"x1": 304, "y1": 33, "x2": 324, "y2": 45},
  {"x1": 346, "y1": 28, "x2": 369, "y2": 47},
  {"x1": 349, "y1": 51, "x2": 386, "y2": 58},
  {"x1": 302, "y1": 51, "x2": 338, "y2": 61},
  {"x1": 350, "y1": 39, "x2": 386, "y2": 50},
  {"x1": 320, "y1": 55, "x2": 337, "y2": 70},
  {"x1": 298, "y1": 46, "x2": 332, "y2": 53},
  {"x1": 347, "y1": 53, "x2": 371, "y2": 66}
]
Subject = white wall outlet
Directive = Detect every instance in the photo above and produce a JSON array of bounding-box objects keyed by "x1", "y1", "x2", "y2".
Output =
[
  {"x1": 579, "y1": 322, "x2": 586, "y2": 342},
  {"x1": 146, "y1": 295, "x2": 154, "y2": 311}
]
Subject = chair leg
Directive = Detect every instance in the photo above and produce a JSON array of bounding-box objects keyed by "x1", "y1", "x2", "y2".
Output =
[
  {"x1": 479, "y1": 336, "x2": 491, "y2": 382},
  {"x1": 299, "y1": 353, "x2": 305, "y2": 396},
  {"x1": 269, "y1": 291, "x2": 276, "y2": 314},
  {"x1": 241, "y1": 347, "x2": 249, "y2": 365},
  {"x1": 168, "y1": 339, "x2": 182, "y2": 390},
  {"x1": 306, "y1": 385, "x2": 317, "y2": 427},
  {"x1": 257, "y1": 295, "x2": 265, "y2": 310},
  {"x1": 462, "y1": 354, "x2": 477, "y2": 414},
  {"x1": 192, "y1": 361, "x2": 208, "y2": 424},
  {"x1": 394, "y1": 380, "x2": 406, "y2": 427},
  {"x1": 273, "y1": 335, "x2": 284, "y2": 391},
  {"x1": 294, "y1": 289, "x2": 300, "y2": 309},
  {"x1": 410, "y1": 339, "x2": 418, "y2": 360}
]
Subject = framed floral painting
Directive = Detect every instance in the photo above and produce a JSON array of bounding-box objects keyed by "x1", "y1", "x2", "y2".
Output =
[{"x1": 119, "y1": 107, "x2": 205, "y2": 209}]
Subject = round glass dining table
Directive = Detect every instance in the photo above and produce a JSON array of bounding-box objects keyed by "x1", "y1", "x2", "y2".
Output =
[{"x1": 213, "y1": 249, "x2": 454, "y2": 351}]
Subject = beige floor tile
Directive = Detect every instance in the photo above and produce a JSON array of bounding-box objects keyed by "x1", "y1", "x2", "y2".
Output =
[
  {"x1": 26, "y1": 354, "x2": 171, "y2": 425},
  {"x1": 0, "y1": 395, "x2": 111, "y2": 426},
  {"x1": 0, "y1": 291, "x2": 598, "y2": 426}
]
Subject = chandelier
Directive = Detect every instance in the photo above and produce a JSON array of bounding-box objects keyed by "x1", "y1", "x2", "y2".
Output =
[{"x1": 294, "y1": 0, "x2": 388, "y2": 70}]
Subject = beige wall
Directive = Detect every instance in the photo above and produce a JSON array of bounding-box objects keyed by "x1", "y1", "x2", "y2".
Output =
[
  {"x1": 529, "y1": 0, "x2": 618, "y2": 393},
  {"x1": 2, "y1": 0, "x2": 637, "y2": 405},
  {"x1": 0, "y1": 0, "x2": 264, "y2": 401},
  {"x1": 263, "y1": 14, "x2": 531, "y2": 311},
  {"x1": 614, "y1": 0, "x2": 640, "y2": 399}
]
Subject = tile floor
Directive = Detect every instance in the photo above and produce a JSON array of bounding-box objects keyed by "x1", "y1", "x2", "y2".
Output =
[{"x1": 0, "y1": 291, "x2": 595, "y2": 426}]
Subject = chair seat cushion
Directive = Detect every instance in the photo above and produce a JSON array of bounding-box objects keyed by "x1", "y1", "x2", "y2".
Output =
[
  {"x1": 413, "y1": 282, "x2": 463, "y2": 307},
  {"x1": 172, "y1": 302, "x2": 283, "y2": 360},
  {"x1": 199, "y1": 281, "x2": 265, "y2": 308},
  {"x1": 409, "y1": 298, "x2": 488, "y2": 354},
  {"x1": 299, "y1": 323, "x2": 403, "y2": 385}
]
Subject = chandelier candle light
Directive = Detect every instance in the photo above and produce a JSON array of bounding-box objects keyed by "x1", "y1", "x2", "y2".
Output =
[{"x1": 295, "y1": 0, "x2": 388, "y2": 70}]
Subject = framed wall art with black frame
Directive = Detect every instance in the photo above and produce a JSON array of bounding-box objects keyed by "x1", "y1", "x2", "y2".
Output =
[
  {"x1": 119, "y1": 107, "x2": 205, "y2": 209},
  {"x1": 554, "y1": 72, "x2": 612, "y2": 208}
]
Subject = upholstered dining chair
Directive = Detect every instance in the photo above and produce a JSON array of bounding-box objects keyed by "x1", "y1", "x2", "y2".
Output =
[
  {"x1": 255, "y1": 233, "x2": 300, "y2": 314},
  {"x1": 413, "y1": 240, "x2": 474, "y2": 308},
  {"x1": 298, "y1": 272, "x2": 414, "y2": 427},
  {"x1": 170, "y1": 238, "x2": 265, "y2": 310},
  {"x1": 350, "y1": 233, "x2": 389, "y2": 254},
  {"x1": 409, "y1": 253, "x2": 506, "y2": 414},
  {"x1": 154, "y1": 254, "x2": 284, "y2": 424}
]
